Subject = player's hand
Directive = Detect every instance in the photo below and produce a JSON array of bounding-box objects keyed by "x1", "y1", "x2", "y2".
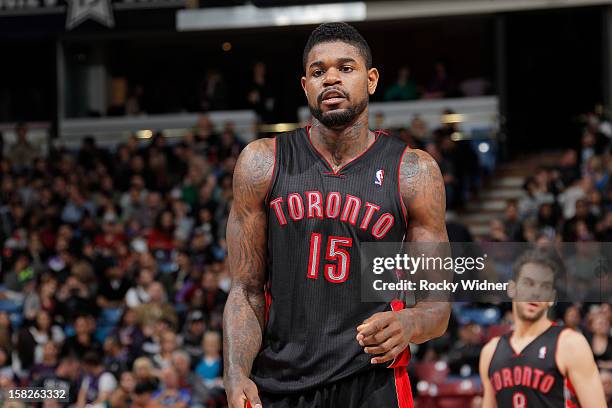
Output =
[
  {"x1": 225, "y1": 375, "x2": 263, "y2": 408},
  {"x1": 356, "y1": 311, "x2": 412, "y2": 364}
]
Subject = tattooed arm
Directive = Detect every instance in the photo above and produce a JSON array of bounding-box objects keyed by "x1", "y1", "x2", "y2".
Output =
[
  {"x1": 357, "y1": 149, "x2": 451, "y2": 363},
  {"x1": 398, "y1": 149, "x2": 451, "y2": 343},
  {"x1": 223, "y1": 138, "x2": 275, "y2": 408}
]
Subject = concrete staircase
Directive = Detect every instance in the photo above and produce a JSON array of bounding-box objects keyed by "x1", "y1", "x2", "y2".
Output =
[{"x1": 458, "y1": 152, "x2": 563, "y2": 240}]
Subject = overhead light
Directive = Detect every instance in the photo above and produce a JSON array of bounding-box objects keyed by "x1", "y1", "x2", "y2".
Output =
[
  {"x1": 478, "y1": 142, "x2": 490, "y2": 153},
  {"x1": 442, "y1": 113, "x2": 464, "y2": 124},
  {"x1": 450, "y1": 132, "x2": 463, "y2": 141},
  {"x1": 137, "y1": 130, "x2": 153, "y2": 139}
]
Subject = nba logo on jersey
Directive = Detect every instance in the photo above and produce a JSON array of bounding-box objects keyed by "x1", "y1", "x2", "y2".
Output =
[
  {"x1": 538, "y1": 346, "x2": 547, "y2": 359},
  {"x1": 375, "y1": 169, "x2": 384, "y2": 186}
]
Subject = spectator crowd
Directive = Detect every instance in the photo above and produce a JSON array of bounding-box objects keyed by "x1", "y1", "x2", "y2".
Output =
[
  {"x1": 1, "y1": 117, "x2": 242, "y2": 407},
  {"x1": 0, "y1": 109, "x2": 610, "y2": 406}
]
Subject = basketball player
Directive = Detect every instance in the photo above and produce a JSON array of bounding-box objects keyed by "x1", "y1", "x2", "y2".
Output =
[
  {"x1": 223, "y1": 23, "x2": 450, "y2": 408},
  {"x1": 479, "y1": 250, "x2": 606, "y2": 407}
]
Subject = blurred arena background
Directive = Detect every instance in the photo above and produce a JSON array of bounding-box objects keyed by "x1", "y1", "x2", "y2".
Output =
[{"x1": 1, "y1": 0, "x2": 612, "y2": 406}]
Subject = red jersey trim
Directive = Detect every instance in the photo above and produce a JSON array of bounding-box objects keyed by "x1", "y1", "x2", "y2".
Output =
[
  {"x1": 397, "y1": 146, "x2": 410, "y2": 228},
  {"x1": 264, "y1": 136, "x2": 278, "y2": 205},
  {"x1": 305, "y1": 125, "x2": 380, "y2": 175}
]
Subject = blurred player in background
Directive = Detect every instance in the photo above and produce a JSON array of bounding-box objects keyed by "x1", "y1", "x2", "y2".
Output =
[{"x1": 479, "y1": 249, "x2": 605, "y2": 407}]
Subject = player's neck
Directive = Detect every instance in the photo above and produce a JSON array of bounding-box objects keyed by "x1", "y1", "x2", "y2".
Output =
[
  {"x1": 310, "y1": 114, "x2": 374, "y2": 169},
  {"x1": 513, "y1": 315, "x2": 552, "y2": 339}
]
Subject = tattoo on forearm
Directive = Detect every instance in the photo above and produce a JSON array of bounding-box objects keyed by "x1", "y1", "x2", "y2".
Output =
[{"x1": 223, "y1": 139, "x2": 274, "y2": 381}]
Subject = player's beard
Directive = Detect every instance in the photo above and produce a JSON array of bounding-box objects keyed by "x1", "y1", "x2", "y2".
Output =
[
  {"x1": 516, "y1": 303, "x2": 548, "y2": 322},
  {"x1": 309, "y1": 92, "x2": 368, "y2": 129}
]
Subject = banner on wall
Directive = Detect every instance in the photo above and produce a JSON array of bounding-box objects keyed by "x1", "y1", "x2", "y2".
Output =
[{"x1": 0, "y1": 0, "x2": 185, "y2": 31}]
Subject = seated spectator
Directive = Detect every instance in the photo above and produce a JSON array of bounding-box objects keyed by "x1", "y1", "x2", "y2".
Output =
[
  {"x1": 60, "y1": 314, "x2": 102, "y2": 358},
  {"x1": 94, "y1": 213, "x2": 127, "y2": 253},
  {"x1": 61, "y1": 187, "x2": 96, "y2": 226},
  {"x1": 562, "y1": 304, "x2": 583, "y2": 333},
  {"x1": 113, "y1": 308, "x2": 145, "y2": 361},
  {"x1": 384, "y1": 66, "x2": 419, "y2": 101},
  {"x1": 558, "y1": 176, "x2": 592, "y2": 219},
  {"x1": 423, "y1": 60, "x2": 456, "y2": 99},
  {"x1": 104, "y1": 335, "x2": 129, "y2": 379},
  {"x1": 195, "y1": 331, "x2": 223, "y2": 388},
  {"x1": 3, "y1": 252, "x2": 36, "y2": 293},
  {"x1": 536, "y1": 202, "x2": 560, "y2": 231},
  {"x1": 16, "y1": 310, "x2": 64, "y2": 371},
  {"x1": 182, "y1": 310, "x2": 206, "y2": 362},
  {"x1": 518, "y1": 176, "x2": 555, "y2": 220},
  {"x1": 446, "y1": 322, "x2": 483, "y2": 377},
  {"x1": 97, "y1": 265, "x2": 131, "y2": 310},
  {"x1": 132, "y1": 356, "x2": 159, "y2": 388},
  {"x1": 108, "y1": 370, "x2": 136, "y2": 408},
  {"x1": 134, "y1": 282, "x2": 178, "y2": 331},
  {"x1": 198, "y1": 69, "x2": 228, "y2": 111},
  {"x1": 7, "y1": 123, "x2": 40, "y2": 171},
  {"x1": 24, "y1": 275, "x2": 58, "y2": 320},
  {"x1": 29, "y1": 341, "x2": 60, "y2": 382},
  {"x1": 147, "y1": 210, "x2": 178, "y2": 251},
  {"x1": 172, "y1": 349, "x2": 215, "y2": 408},
  {"x1": 0, "y1": 345, "x2": 15, "y2": 381},
  {"x1": 77, "y1": 351, "x2": 117, "y2": 407},
  {"x1": 501, "y1": 199, "x2": 522, "y2": 240},
  {"x1": 562, "y1": 199, "x2": 598, "y2": 241},
  {"x1": 126, "y1": 267, "x2": 154, "y2": 308},
  {"x1": 185, "y1": 270, "x2": 227, "y2": 322},
  {"x1": 32, "y1": 355, "x2": 81, "y2": 406},
  {"x1": 131, "y1": 380, "x2": 158, "y2": 408},
  {"x1": 152, "y1": 366, "x2": 190, "y2": 408},
  {"x1": 587, "y1": 312, "x2": 612, "y2": 370},
  {"x1": 55, "y1": 275, "x2": 98, "y2": 322},
  {"x1": 153, "y1": 330, "x2": 178, "y2": 369}
]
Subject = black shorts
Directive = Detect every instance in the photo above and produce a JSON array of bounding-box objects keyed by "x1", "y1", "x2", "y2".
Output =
[{"x1": 256, "y1": 366, "x2": 413, "y2": 408}]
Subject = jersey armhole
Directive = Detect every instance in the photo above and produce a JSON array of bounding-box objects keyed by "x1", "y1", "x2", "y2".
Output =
[
  {"x1": 396, "y1": 145, "x2": 410, "y2": 229},
  {"x1": 264, "y1": 136, "x2": 279, "y2": 206},
  {"x1": 486, "y1": 336, "x2": 503, "y2": 379},
  {"x1": 554, "y1": 327, "x2": 572, "y2": 377}
]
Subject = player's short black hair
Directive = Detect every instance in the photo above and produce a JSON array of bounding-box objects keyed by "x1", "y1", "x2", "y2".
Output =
[
  {"x1": 512, "y1": 249, "x2": 561, "y2": 282},
  {"x1": 303, "y1": 22, "x2": 372, "y2": 70}
]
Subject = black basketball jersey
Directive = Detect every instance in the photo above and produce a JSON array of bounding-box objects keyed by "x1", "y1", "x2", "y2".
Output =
[
  {"x1": 489, "y1": 324, "x2": 581, "y2": 408},
  {"x1": 251, "y1": 127, "x2": 409, "y2": 393}
]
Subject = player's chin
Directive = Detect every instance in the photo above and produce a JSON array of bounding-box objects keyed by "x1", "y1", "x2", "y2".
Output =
[{"x1": 320, "y1": 103, "x2": 348, "y2": 113}]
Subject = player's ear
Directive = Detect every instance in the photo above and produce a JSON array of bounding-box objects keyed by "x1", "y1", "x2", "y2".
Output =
[
  {"x1": 507, "y1": 280, "x2": 517, "y2": 300},
  {"x1": 301, "y1": 76, "x2": 308, "y2": 96},
  {"x1": 549, "y1": 289, "x2": 557, "y2": 306},
  {"x1": 367, "y1": 68, "x2": 379, "y2": 95}
]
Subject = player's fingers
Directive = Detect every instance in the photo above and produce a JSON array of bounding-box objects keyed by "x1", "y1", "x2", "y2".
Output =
[
  {"x1": 363, "y1": 336, "x2": 401, "y2": 355},
  {"x1": 361, "y1": 311, "x2": 385, "y2": 324},
  {"x1": 357, "y1": 314, "x2": 392, "y2": 337},
  {"x1": 360, "y1": 319, "x2": 402, "y2": 345},
  {"x1": 370, "y1": 345, "x2": 403, "y2": 365},
  {"x1": 243, "y1": 381, "x2": 263, "y2": 408}
]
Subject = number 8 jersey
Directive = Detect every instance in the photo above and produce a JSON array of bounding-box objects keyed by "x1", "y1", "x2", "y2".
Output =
[
  {"x1": 252, "y1": 126, "x2": 409, "y2": 393},
  {"x1": 488, "y1": 324, "x2": 581, "y2": 408}
]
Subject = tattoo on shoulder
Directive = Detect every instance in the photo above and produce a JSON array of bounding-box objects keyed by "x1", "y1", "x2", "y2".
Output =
[
  {"x1": 234, "y1": 139, "x2": 275, "y2": 200},
  {"x1": 400, "y1": 150, "x2": 446, "y2": 222},
  {"x1": 401, "y1": 152, "x2": 420, "y2": 179}
]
